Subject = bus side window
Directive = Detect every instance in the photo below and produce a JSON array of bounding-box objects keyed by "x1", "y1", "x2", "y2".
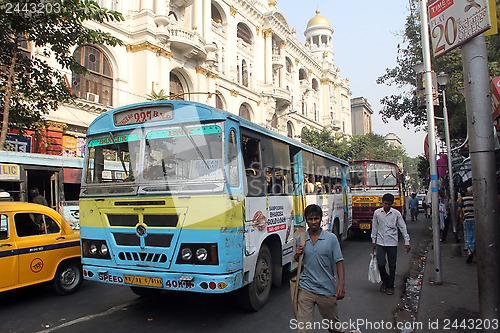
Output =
[{"x1": 243, "y1": 136, "x2": 264, "y2": 196}]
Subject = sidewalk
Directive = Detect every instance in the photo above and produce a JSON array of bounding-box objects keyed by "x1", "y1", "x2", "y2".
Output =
[{"x1": 416, "y1": 235, "x2": 480, "y2": 332}]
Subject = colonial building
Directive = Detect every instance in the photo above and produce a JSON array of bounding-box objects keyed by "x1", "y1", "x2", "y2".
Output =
[
  {"x1": 351, "y1": 97, "x2": 373, "y2": 135},
  {"x1": 384, "y1": 132, "x2": 403, "y2": 149},
  {"x1": 9, "y1": 0, "x2": 352, "y2": 156}
]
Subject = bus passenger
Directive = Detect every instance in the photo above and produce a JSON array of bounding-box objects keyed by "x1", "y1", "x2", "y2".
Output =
[{"x1": 304, "y1": 174, "x2": 315, "y2": 193}]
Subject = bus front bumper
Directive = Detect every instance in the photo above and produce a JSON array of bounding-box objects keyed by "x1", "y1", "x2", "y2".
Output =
[{"x1": 83, "y1": 265, "x2": 243, "y2": 293}]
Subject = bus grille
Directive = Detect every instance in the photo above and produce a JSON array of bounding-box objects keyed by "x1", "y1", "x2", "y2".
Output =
[
  {"x1": 113, "y1": 233, "x2": 173, "y2": 247},
  {"x1": 118, "y1": 251, "x2": 168, "y2": 263}
]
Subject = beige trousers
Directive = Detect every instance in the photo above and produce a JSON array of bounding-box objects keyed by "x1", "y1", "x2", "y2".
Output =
[{"x1": 296, "y1": 288, "x2": 342, "y2": 333}]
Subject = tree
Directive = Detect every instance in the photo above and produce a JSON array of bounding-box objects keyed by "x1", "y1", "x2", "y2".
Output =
[
  {"x1": 376, "y1": 0, "x2": 500, "y2": 147},
  {"x1": 0, "y1": 0, "x2": 124, "y2": 149},
  {"x1": 300, "y1": 128, "x2": 407, "y2": 165}
]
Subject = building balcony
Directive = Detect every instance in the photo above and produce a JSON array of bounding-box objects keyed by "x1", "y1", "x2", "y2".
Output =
[
  {"x1": 169, "y1": 26, "x2": 207, "y2": 59},
  {"x1": 272, "y1": 55, "x2": 283, "y2": 68},
  {"x1": 272, "y1": 87, "x2": 291, "y2": 108}
]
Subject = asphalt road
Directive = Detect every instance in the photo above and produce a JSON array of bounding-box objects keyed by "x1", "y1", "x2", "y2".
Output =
[{"x1": 0, "y1": 211, "x2": 431, "y2": 333}]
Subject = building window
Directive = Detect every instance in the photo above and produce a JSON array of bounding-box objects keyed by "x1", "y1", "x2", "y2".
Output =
[
  {"x1": 170, "y1": 72, "x2": 185, "y2": 100},
  {"x1": 72, "y1": 45, "x2": 113, "y2": 106},
  {"x1": 215, "y1": 93, "x2": 224, "y2": 110},
  {"x1": 239, "y1": 104, "x2": 251, "y2": 121},
  {"x1": 242, "y1": 59, "x2": 249, "y2": 87},
  {"x1": 287, "y1": 121, "x2": 294, "y2": 138},
  {"x1": 286, "y1": 57, "x2": 292, "y2": 74},
  {"x1": 237, "y1": 23, "x2": 252, "y2": 44}
]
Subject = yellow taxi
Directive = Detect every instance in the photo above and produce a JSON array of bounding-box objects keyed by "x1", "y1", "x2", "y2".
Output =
[{"x1": 0, "y1": 202, "x2": 82, "y2": 295}]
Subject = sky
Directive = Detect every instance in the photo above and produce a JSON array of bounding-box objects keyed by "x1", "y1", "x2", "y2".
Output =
[{"x1": 278, "y1": 0, "x2": 426, "y2": 157}]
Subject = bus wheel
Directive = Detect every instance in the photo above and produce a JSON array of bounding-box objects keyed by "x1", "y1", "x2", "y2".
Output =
[
  {"x1": 52, "y1": 260, "x2": 83, "y2": 295},
  {"x1": 238, "y1": 244, "x2": 272, "y2": 311},
  {"x1": 130, "y1": 286, "x2": 162, "y2": 297}
]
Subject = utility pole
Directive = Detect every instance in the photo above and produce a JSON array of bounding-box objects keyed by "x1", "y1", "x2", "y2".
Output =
[
  {"x1": 461, "y1": 34, "x2": 500, "y2": 324},
  {"x1": 418, "y1": 0, "x2": 442, "y2": 284}
]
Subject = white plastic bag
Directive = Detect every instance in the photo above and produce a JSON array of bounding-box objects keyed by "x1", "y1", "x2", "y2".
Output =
[{"x1": 368, "y1": 253, "x2": 381, "y2": 284}]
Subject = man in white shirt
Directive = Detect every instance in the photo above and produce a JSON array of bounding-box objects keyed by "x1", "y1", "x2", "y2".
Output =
[{"x1": 371, "y1": 193, "x2": 410, "y2": 295}]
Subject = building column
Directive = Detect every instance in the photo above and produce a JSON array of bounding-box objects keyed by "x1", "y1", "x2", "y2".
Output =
[
  {"x1": 192, "y1": 0, "x2": 202, "y2": 33},
  {"x1": 140, "y1": 0, "x2": 154, "y2": 12},
  {"x1": 203, "y1": 0, "x2": 212, "y2": 43},
  {"x1": 264, "y1": 29, "x2": 273, "y2": 85}
]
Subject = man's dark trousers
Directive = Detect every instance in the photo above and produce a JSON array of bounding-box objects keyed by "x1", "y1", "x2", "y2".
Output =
[{"x1": 376, "y1": 245, "x2": 398, "y2": 288}]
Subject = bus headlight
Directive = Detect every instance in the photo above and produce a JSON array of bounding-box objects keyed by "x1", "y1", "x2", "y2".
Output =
[
  {"x1": 196, "y1": 247, "x2": 208, "y2": 261},
  {"x1": 100, "y1": 244, "x2": 108, "y2": 256},
  {"x1": 176, "y1": 243, "x2": 218, "y2": 265},
  {"x1": 82, "y1": 239, "x2": 111, "y2": 259},
  {"x1": 181, "y1": 248, "x2": 192, "y2": 261}
]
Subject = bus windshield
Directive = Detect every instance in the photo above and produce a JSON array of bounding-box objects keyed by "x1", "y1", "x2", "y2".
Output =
[
  {"x1": 83, "y1": 123, "x2": 224, "y2": 194},
  {"x1": 366, "y1": 162, "x2": 398, "y2": 187}
]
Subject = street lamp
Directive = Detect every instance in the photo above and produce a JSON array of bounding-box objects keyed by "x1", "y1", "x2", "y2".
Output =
[{"x1": 436, "y1": 72, "x2": 457, "y2": 241}]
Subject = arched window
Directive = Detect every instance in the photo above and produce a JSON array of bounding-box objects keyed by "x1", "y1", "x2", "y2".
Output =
[
  {"x1": 72, "y1": 45, "x2": 113, "y2": 106},
  {"x1": 239, "y1": 104, "x2": 251, "y2": 121},
  {"x1": 170, "y1": 72, "x2": 185, "y2": 100},
  {"x1": 270, "y1": 113, "x2": 278, "y2": 129},
  {"x1": 299, "y1": 68, "x2": 308, "y2": 81},
  {"x1": 287, "y1": 121, "x2": 294, "y2": 138},
  {"x1": 215, "y1": 92, "x2": 224, "y2": 110},
  {"x1": 211, "y1": 4, "x2": 222, "y2": 24},
  {"x1": 286, "y1": 57, "x2": 292, "y2": 74},
  {"x1": 237, "y1": 23, "x2": 252, "y2": 44},
  {"x1": 312, "y1": 78, "x2": 319, "y2": 91}
]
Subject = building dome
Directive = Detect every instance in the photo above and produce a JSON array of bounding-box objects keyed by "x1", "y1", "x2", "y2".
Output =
[{"x1": 306, "y1": 9, "x2": 331, "y2": 28}]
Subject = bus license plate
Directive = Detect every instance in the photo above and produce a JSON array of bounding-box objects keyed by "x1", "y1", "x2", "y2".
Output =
[
  {"x1": 359, "y1": 223, "x2": 371, "y2": 230},
  {"x1": 124, "y1": 275, "x2": 163, "y2": 287}
]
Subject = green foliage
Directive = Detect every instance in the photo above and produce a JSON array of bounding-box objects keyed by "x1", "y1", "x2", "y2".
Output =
[
  {"x1": 0, "y1": 0, "x2": 124, "y2": 148},
  {"x1": 376, "y1": 0, "x2": 500, "y2": 146},
  {"x1": 147, "y1": 89, "x2": 169, "y2": 101},
  {"x1": 300, "y1": 128, "x2": 407, "y2": 166}
]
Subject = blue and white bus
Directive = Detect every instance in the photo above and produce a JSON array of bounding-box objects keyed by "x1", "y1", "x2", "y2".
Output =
[{"x1": 79, "y1": 100, "x2": 351, "y2": 310}]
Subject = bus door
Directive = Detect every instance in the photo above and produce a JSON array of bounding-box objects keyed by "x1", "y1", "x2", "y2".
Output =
[
  {"x1": 241, "y1": 134, "x2": 267, "y2": 257},
  {"x1": 50, "y1": 173, "x2": 59, "y2": 210}
]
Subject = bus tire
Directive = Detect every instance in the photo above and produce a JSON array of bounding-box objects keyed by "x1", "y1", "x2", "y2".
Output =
[
  {"x1": 130, "y1": 286, "x2": 162, "y2": 297},
  {"x1": 237, "y1": 244, "x2": 272, "y2": 311},
  {"x1": 52, "y1": 260, "x2": 83, "y2": 295}
]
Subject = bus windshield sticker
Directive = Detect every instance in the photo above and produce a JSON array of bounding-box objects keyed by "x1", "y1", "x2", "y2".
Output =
[
  {"x1": 88, "y1": 133, "x2": 141, "y2": 147},
  {"x1": 146, "y1": 125, "x2": 222, "y2": 139},
  {"x1": 114, "y1": 106, "x2": 174, "y2": 126},
  {"x1": 189, "y1": 159, "x2": 224, "y2": 180}
]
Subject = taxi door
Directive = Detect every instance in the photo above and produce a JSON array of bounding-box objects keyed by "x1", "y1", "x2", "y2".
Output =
[
  {"x1": 0, "y1": 213, "x2": 18, "y2": 290},
  {"x1": 14, "y1": 212, "x2": 63, "y2": 286}
]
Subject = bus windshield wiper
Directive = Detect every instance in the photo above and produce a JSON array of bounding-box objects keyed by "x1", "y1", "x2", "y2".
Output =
[
  {"x1": 108, "y1": 132, "x2": 129, "y2": 178},
  {"x1": 179, "y1": 124, "x2": 210, "y2": 169}
]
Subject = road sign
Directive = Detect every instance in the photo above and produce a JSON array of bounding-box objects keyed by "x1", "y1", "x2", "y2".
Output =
[{"x1": 428, "y1": 0, "x2": 492, "y2": 58}]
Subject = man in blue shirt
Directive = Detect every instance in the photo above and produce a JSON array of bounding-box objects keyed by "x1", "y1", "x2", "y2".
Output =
[
  {"x1": 294, "y1": 204, "x2": 345, "y2": 332},
  {"x1": 408, "y1": 192, "x2": 419, "y2": 221}
]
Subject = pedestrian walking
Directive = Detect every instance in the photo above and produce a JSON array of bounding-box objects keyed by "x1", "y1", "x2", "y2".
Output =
[
  {"x1": 461, "y1": 186, "x2": 475, "y2": 264},
  {"x1": 294, "y1": 204, "x2": 345, "y2": 333},
  {"x1": 371, "y1": 193, "x2": 411, "y2": 296},
  {"x1": 408, "y1": 193, "x2": 419, "y2": 221}
]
